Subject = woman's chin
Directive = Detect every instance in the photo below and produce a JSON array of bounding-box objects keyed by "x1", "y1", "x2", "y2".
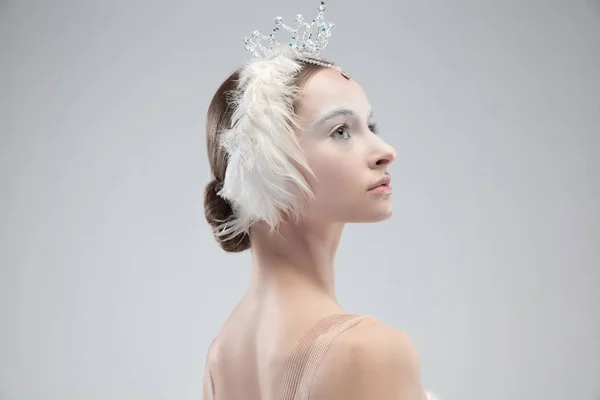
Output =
[{"x1": 350, "y1": 207, "x2": 394, "y2": 223}]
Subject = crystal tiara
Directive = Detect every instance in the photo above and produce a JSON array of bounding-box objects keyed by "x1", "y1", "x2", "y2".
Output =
[{"x1": 243, "y1": 1, "x2": 336, "y2": 61}]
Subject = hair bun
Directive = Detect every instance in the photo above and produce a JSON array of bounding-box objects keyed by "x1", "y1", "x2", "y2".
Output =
[{"x1": 204, "y1": 179, "x2": 250, "y2": 252}]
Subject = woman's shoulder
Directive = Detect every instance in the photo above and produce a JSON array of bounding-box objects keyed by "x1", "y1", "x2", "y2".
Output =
[
  {"x1": 309, "y1": 316, "x2": 427, "y2": 400},
  {"x1": 325, "y1": 315, "x2": 421, "y2": 368}
]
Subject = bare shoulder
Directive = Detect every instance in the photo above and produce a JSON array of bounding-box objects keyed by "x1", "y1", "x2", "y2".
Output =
[{"x1": 309, "y1": 317, "x2": 426, "y2": 400}]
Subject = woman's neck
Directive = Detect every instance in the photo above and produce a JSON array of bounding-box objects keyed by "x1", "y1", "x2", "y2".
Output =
[{"x1": 247, "y1": 220, "x2": 345, "y2": 306}]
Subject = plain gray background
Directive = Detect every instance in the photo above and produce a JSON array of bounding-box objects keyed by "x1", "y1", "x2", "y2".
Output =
[{"x1": 1, "y1": 0, "x2": 599, "y2": 399}]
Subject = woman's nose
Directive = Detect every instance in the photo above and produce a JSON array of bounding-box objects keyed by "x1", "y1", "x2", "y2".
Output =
[{"x1": 370, "y1": 142, "x2": 396, "y2": 168}]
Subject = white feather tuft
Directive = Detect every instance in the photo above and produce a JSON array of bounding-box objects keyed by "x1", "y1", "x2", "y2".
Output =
[{"x1": 214, "y1": 55, "x2": 316, "y2": 241}]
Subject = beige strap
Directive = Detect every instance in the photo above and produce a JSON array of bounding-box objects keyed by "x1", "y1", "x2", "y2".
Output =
[
  {"x1": 202, "y1": 338, "x2": 217, "y2": 400},
  {"x1": 279, "y1": 313, "x2": 371, "y2": 400},
  {"x1": 201, "y1": 357, "x2": 214, "y2": 400}
]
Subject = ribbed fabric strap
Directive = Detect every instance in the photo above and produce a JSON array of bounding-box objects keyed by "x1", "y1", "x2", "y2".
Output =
[
  {"x1": 202, "y1": 356, "x2": 214, "y2": 400},
  {"x1": 278, "y1": 313, "x2": 371, "y2": 400},
  {"x1": 202, "y1": 338, "x2": 217, "y2": 400}
]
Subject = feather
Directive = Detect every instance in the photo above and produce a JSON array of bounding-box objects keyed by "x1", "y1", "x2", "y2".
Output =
[{"x1": 214, "y1": 55, "x2": 316, "y2": 241}]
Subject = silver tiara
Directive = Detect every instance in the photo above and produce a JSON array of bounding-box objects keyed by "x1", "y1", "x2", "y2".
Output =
[{"x1": 243, "y1": 1, "x2": 336, "y2": 61}]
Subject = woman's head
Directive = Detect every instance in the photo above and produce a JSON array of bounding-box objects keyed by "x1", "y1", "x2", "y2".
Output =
[
  {"x1": 204, "y1": 57, "x2": 396, "y2": 252},
  {"x1": 291, "y1": 66, "x2": 396, "y2": 225}
]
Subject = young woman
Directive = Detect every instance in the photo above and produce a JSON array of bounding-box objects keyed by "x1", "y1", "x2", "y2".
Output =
[{"x1": 202, "y1": 2, "x2": 437, "y2": 399}]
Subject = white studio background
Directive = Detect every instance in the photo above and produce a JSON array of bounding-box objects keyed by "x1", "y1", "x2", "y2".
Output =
[{"x1": 1, "y1": 0, "x2": 599, "y2": 399}]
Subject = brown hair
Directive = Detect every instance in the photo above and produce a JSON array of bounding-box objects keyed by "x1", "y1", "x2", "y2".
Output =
[{"x1": 203, "y1": 59, "x2": 334, "y2": 253}]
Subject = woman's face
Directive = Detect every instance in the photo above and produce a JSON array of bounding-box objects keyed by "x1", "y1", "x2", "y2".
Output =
[{"x1": 294, "y1": 68, "x2": 397, "y2": 224}]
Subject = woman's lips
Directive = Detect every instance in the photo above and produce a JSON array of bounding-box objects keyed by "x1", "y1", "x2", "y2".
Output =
[
  {"x1": 368, "y1": 184, "x2": 392, "y2": 194},
  {"x1": 368, "y1": 174, "x2": 392, "y2": 193}
]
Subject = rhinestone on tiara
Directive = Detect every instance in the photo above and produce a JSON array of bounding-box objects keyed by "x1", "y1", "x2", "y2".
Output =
[{"x1": 243, "y1": 1, "x2": 336, "y2": 60}]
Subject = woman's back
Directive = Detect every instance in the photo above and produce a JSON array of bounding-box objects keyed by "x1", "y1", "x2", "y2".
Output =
[{"x1": 202, "y1": 306, "x2": 434, "y2": 400}]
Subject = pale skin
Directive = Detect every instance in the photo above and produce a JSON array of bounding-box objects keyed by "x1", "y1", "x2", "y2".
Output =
[{"x1": 204, "y1": 68, "x2": 428, "y2": 400}]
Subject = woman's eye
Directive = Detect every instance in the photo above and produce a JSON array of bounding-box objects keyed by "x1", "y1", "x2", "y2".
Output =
[
  {"x1": 330, "y1": 124, "x2": 350, "y2": 140},
  {"x1": 369, "y1": 122, "x2": 380, "y2": 135}
]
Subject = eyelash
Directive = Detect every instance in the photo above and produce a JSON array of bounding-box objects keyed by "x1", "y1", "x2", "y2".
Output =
[
  {"x1": 330, "y1": 122, "x2": 380, "y2": 140},
  {"x1": 370, "y1": 122, "x2": 380, "y2": 135}
]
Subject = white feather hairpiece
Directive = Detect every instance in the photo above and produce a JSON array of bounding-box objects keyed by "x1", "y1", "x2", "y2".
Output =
[
  {"x1": 213, "y1": 55, "x2": 317, "y2": 241},
  {"x1": 211, "y1": 2, "x2": 341, "y2": 241}
]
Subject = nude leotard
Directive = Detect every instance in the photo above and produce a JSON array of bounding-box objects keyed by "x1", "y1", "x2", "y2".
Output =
[{"x1": 202, "y1": 313, "x2": 439, "y2": 400}]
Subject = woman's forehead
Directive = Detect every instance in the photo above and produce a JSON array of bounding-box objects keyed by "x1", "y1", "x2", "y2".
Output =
[{"x1": 298, "y1": 68, "x2": 369, "y2": 117}]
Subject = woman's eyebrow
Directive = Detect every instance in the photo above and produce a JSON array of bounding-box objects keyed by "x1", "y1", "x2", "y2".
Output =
[{"x1": 307, "y1": 107, "x2": 373, "y2": 130}]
